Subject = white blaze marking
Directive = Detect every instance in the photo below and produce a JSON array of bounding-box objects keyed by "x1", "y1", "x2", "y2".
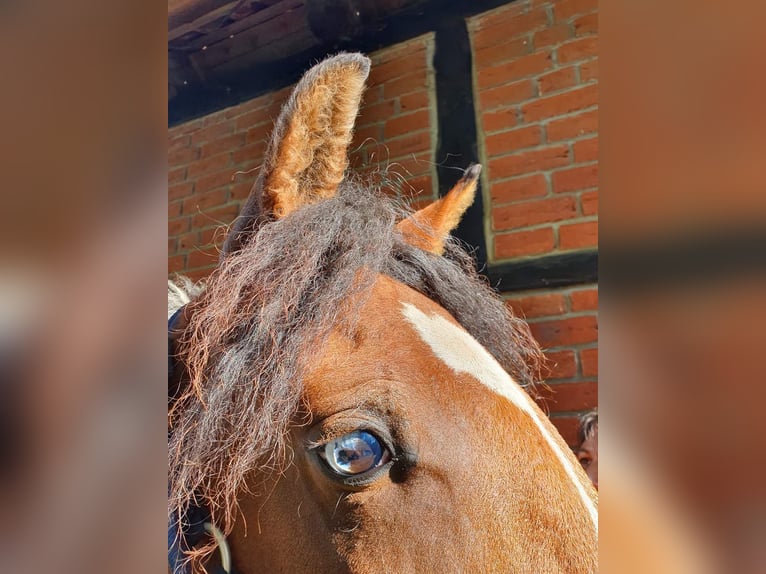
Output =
[{"x1": 401, "y1": 303, "x2": 598, "y2": 532}]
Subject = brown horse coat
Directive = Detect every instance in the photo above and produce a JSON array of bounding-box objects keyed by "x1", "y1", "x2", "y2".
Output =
[{"x1": 168, "y1": 53, "x2": 597, "y2": 573}]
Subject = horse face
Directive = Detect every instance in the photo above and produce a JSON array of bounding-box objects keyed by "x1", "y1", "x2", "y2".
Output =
[
  {"x1": 227, "y1": 274, "x2": 597, "y2": 573},
  {"x1": 175, "y1": 52, "x2": 596, "y2": 573}
]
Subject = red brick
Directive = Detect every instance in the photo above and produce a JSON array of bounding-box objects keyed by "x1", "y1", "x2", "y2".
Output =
[
  {"x1": 169, "y1": 182, "x2": 194, "y2": 202},
  {"x1": 580, "y1": 348, "x2": 598, "y2": 377},
  {"x1": 362, "y1": 84, "x2": 383, "y2": 105},
  {"x1": 399, "y1": 91, "x2": 430, "y2": 113},
  {"x1": 229, "y1": 169, "x2": 259, "y2": 194},
  {"x1": 352, "y1": 126, "x2": 383, "y2": 157},
  {"x1": 477, "y1": 51, "x2": 553, "y2": 89},
  {"x1": 169, "y1": 145, "x2": 200, "y2": 167},
  {"x1": 482, "y1": 108, "x2": 518, "y2": 134},
  {"x1": 177, "y1": 231, "x2": 199, "y2": 252},
  {"x1": 202, "y1": 107, "x2": 241, "y2": 125},
  {"x1": 558, "y1": 37, "x2": 598, "y2": 64},
  {"x1": 269, "y1": 95, "x2": 290, "y2": 118},
  {"x1": 185, "y1": 266, "x2": 216, "y2": 282},
  {"x1": 538, "y1": 67, "x2": 577, "y2": 95},
  {"x1": 559, "y1": 221, "x2": 598, "y2": 249},
  {"x1": 534, "y1": 24, "x2": 573, "y2": 48},
  {"x1": 199, "y1": 226, "x2": 225, "y2": 246},
  {"x1": 570, "y1": 287, "x2": 598, "y2": 311},
  {"x1": 168, "y1": 254, "x2": 186, "y2": 274},
  {"x1": 245, "y1": 122, "x2": 274, "y2": 145},
  {"x1": 490, "y1": 174, "x2": 549, "y2": 203},
  {"x1": 472, "y1": 9, "x2": 548, "y2": 49},
  {"x1": 546, "y1": 109, "x2": 598, "y2": 141},
  {"x1": 493, "y1": 196, "x2": 577, "y2": 230},
  {"x1": 200, "y1": 133, "x2": 246, "y2": 159},
  {"x1": 546, "y1": 350, "x2": 578, "y2": 379},
  {"x1": 581, "y1": 190, "x2": 598, "y2": 215},
  {"x1": 190, "y1": 120, "x2": 235, "y2": 144},
  {"x1": 402, "y1": 175, "x2": 433, "y2": 197},
  {"x1": 552, "y1": 164, "x2": 598, "y2": 193},
  {"x1": 269, "y1": 86, "x2": 293, "y2": 108},
  {"x1": 521, "y1": 84, "x2": 598, "y2": 122},
  {"x1": 574, "y1": 13, "x2": 598, "y2": 36},
  {"x1": 187, "y1": 247, "x2": 219, "y2": 270},
  {"x1": 168, "y1": 217, "x2": 190, "y2": 236},
  {"x1": 580, "y1": 59, "x2": 599, "y2": 82},
  {"x1": 182, "y1": 188, "x2": 229, "y2": 214},
  {"x1": 169, "y1": 200, "x2": 182, "y2": 218},
  {"x1": 170, "y1": 117, "x2": 203, "y2": 136},
  {"x1": 385, "y1": 110, "x2": 430, "y2": 139},
  {"x1": 486, "y1": 125, "x2": 543, "y2": 157},
  {"x1": 169, "y1": 166, "x2": 186, "y2": 185},
  {"x1": 551, "y1": 416, "x2": 582, "y2": 448},
  {"x1": 169, "y1": 134, "x2": 190, "y2": 152},
  {"x1": 489, "y1": 145, "x2": 570, "y2": 179},
  {"x1": 384, "y1": 72, "x2": 427, "y2": 98},
  {"x1": 396, "y1": 153, "x2": 434, "y2": 177},
  {"x1": 372, "y1": 38, "x2": 428, "y2": 66},
  {"x1": 368, "y1": 52, "x2": 427, "y2": 85},
  {"x1": 194, "y1": 170, "x2": 235, "y2": 194},
  {"x1": 232, "y1": 142, "x2": 267, "y2": 166},
  {"x1": 236, "y1": 109, "x2": 273, "y2": 132},
  {"x1": 472, "y1": 2, "x2": 529, "y2": 31},
  {"x1": 231, "y1": 92, "x2": 271, "y2": 115},
  {"x1": 539, "y1": 381, "x2": 598, "y2": 412},
  {"x1": 191, "y1": 204, "x2": 240, "y2": 230},
  {"x1": 187, "y1": 152, "x2": 231, "y2": 179},
  {"x1": 384, "y1": 131, "x2": 431, "y2": 160},
  {"x1": 553, "y1": 0, "x2": 598, "y2": 22},
  {"x1": 495, "y1": 227, "x2": 555, "y2": 259},
  {"x1": 349, "y1": 148, "x2": 367, "y2": 170},
  {"x1": 471, "y1": 2, "x2": 531, "y2": 31},
  {"x1": 573, "y1": 137, "x2": 598, "y2": 162},
  {"x1": 168, "y1": 237, "x2": 178, "y2": 255},
  {"x1": 358, "y1": 100, "x2": 397, "y2": 126},
  {"x1": 475, "y1": 37, "x2": 534, "y2": 68},
  {"x1": 506, "y1": 292, "x2": 567, "y2": 319},
  {"x1": 479, "y1": 80, "x2": 536, "y2": 111},
  {"x1": 530, "y1": 315, "x2": 598, "y2": 347}
]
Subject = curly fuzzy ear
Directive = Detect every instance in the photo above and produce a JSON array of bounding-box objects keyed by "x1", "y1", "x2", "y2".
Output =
[
  {"x1": 222, "y1": 53, "x2": 371, "y2": 256},
  {"x1": 397, "y1": 164, "x2": 482, "y2": 255}
]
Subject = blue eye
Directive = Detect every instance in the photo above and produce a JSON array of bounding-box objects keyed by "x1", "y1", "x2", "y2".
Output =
[{"x1": 321, "y1": 430, "x2": 389, "y2": 476}]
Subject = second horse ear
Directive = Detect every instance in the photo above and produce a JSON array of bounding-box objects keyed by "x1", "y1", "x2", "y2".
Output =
[
  {"x1": 222, "y1": 53, "x2": 371, "y2": 256},
  {"x1": 397, "y1": 164, "x2": 482, "y2": 256}
]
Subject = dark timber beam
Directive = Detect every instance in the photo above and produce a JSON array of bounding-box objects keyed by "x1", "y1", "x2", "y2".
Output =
[
  {"x1": 169, "y1": 0, "x2": 513, "y2": 125},
  {"x1": 432, "y1": 14, "x2": 487, "y2": 267},
  {"x1": 486, "y1": 250, "x2": 599, "y2": 292}
]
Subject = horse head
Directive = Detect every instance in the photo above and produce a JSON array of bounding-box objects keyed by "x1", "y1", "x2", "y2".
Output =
[{"x1": 169, "y1": 53, "x2": 597, "y2": 574}]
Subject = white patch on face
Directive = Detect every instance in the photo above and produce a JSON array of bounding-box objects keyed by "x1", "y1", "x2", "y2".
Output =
[{"x1": 401, "y1": 302, "x2": 598, "y2": 533}]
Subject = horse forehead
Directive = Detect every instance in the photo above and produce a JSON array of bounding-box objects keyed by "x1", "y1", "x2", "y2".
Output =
[
  {"x1": 399, "y1": 298, "x2": 599, "y2": 533},
  {"x1": 398, "y1": 300, "x2": 535, "y2": 413}
]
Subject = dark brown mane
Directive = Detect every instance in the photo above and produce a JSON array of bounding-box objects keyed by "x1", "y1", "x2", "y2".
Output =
[{"x1": 168, "y1": 179, "x2": 544, "y2": 549}]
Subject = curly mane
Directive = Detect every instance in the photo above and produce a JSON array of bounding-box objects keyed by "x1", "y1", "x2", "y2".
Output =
[{"x1": 168, "y1": 181, "x2": 544, "y2": 567}]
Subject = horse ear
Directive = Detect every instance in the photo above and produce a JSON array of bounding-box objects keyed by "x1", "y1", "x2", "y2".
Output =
[
  {"x1": 222, "y1": 53, "x2": 371, "y2": 256},
  {"x1": 397, "y1": 164, "x2": 482, "y2": 255}
]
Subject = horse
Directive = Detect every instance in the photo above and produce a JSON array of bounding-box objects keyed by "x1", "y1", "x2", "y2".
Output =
[{"x1": 168, "y1": 53, "x2": 598, "y2": 573}]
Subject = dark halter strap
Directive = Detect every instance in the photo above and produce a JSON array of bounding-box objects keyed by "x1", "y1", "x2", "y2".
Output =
[{"x1": 168, "y1": 305, "x2": 238, "y2": 574}]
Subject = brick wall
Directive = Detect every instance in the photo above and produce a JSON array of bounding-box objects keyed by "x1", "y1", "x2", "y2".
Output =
[
  {"x1": 168, "y1": 34, "x2": 436, "y2": 281},
  {"x1": 469, "y1": 0, "x2": 598, "y2": 262},
  {"x1": 505, "y1": 284, "x2": 598, "y2": 445},
  {"x1": 468, "y1": 0, "x2": 598, "y2": 445},
  {"x1": 168, "y1": 3, "x2": 598, "y2": 446}
]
